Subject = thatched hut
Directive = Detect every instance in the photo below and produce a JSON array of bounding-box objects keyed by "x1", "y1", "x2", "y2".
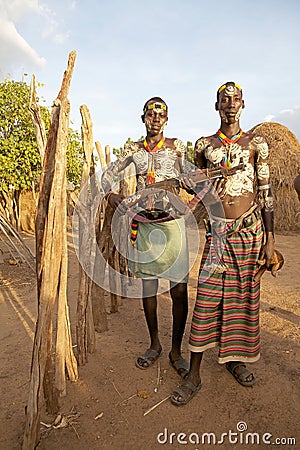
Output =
[{"x1": 250, "y1": 122, "x2": 300, "y2": 233}]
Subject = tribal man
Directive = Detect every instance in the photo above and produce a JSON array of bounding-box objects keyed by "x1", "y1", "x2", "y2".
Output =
[
  {"x1": 102, "y1": 97, "x2": 192, "y2": 379},
  {"x1": 171, "y1": 82, "x2": 275, "y2": 406}
]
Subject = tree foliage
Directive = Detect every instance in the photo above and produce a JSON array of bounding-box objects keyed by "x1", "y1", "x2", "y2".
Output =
[
  {"x1": 0, "y1": 80, "x2": 84, "y2": 223},
  {"x1": 187, "y1": 140, "x2": 194, "y2": 163},
  {"x1": 113, "y1": 136, "x2": 144, "y2": 159},
  {"x1": 66, "y1": 128, "x2": 84, "y2": 188},
  {"x1": 0, "y1": 80, "x2": 44, "y2": 192}
]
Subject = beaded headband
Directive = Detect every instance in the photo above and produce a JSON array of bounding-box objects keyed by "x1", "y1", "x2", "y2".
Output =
[
  {"x1": 143, "y1": 102, "x2": 167, "y2": 114},
  {"x1": 218, "y1": 82, "x2": 242, "y2": 94}
]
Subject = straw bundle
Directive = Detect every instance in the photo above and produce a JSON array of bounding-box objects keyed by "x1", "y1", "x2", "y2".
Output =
[{"x1": 250, "y1": 122, "x2": 300, "y2": 232}]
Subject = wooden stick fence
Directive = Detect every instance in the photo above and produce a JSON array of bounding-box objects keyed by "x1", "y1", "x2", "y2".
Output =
[{"x1": 23, "y1": 51, "x2": 78, "y2": 450}]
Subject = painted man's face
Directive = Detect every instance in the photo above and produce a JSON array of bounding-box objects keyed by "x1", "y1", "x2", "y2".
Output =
[
  {"x1": 217, "y1": 85, "x2": 244, "y2": 124},
  {"x1": 143, "y1": 102, "x2": 168, "y2": 134}
]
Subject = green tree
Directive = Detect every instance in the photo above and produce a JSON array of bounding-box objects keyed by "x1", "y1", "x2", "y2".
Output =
[
  {"x1": 0, "y1": 80, "x2": 42, "y2": 224},
  {"x1": 187, "y1": 140, "x2": 194, "y2": 163},
  {"x1": 0, "y1": 79, "x2": 83, "y2": 225},
  {"x1": 66, "y1": 128, "x2": 84, "y2": 188}
]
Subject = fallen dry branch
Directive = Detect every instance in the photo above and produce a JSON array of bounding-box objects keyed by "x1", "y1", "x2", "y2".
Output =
[
  {"x1": 143, "y1": 395, "x2": 171, "y2": 416},
  {"x1": 0, "y1": 216, "x2": 35, "y2": 271},
  {"x1": 40, "y1": 407, "x2": 80, "y2": 439}
]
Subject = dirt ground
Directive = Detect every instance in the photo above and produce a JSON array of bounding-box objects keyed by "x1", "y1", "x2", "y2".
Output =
[{"x1": 0, "y1": 227, "x2": 299, "y2": 450}]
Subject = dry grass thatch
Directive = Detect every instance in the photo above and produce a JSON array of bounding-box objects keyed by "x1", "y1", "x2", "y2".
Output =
[{"x1": 250, "y1": 122, "x2": 300, "y2": 232}]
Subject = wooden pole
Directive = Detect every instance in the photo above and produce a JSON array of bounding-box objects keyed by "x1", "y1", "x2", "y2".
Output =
[
  {"x1": 95, "y1": 141, "x2": 107, "y2": 171},
  {"x1": 76, "y1": 104, "x2": 96, "y2": 365},
  {"x1": 55, "y1": 161, "x2": 78, "y2": 396},
  {"x1": 119, "y1": 163, "x2": 136, "y2": 297},
  {"x1": 105, "y1": 144, "x2": 111, "y2": 165},
  {"x1": 23, "y1": 50, "x2": 77, "y2": 450},
  {"x1": 91, "y1": 197, "x2": 108, "y2": 333}
]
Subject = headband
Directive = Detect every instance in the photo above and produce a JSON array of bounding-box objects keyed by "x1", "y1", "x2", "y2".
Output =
[
  {"x1": 218, "y1": 83, "x2": 242, "y2": 94},
  {"x1": 143, "y1": 102, "x2": 167, "y2": 114}
]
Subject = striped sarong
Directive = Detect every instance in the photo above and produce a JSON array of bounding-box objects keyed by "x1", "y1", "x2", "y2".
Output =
[{"x1": 189, "y1": 206, "x2": 264, "y2": 364}]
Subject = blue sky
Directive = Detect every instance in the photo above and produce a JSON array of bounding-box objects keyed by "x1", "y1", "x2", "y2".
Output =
[{"x1": 1, "y1": 0, "x2": 300, "y2": 152}]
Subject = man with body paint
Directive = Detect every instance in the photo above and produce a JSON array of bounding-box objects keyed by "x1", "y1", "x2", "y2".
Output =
[
  {"x1": 171, "y1": 82, "x2": 275, "y2": 406},
  {"x1": 102, "y1": 97, "x2": 192, "y2": 379}
]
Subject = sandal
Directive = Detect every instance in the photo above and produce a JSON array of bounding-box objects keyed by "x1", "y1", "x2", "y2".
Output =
[
  {"x1": 226, "y1": 362, "x2": 256, "y2": 387},
  {"x1": 171, "y1": 380, "x2": 202, "y2": 406},
  {"x1": 135, "y1": 348, "x2": 162, "y2": 370},
  {"x1": 169, "y1": 352, "x2": 189, "y2": 379}
]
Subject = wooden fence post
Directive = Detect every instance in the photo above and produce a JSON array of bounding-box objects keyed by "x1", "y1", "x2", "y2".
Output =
[
  {"x1": 23, "y1": 51, "x2": 78, "y2": 450},
  {"x1": 76, "y1": 104, "x2": 97, "y2": 365}
]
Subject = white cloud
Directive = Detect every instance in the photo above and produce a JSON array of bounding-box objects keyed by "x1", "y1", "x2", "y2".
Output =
[
  {"x1": 0, "y1": 0, "x2": 71, "y2": 77},
  {"x1": 0, "y1": 18, "x2": 46, "y2": 74},
  {"x1": 264, "y1": 114, "x2": 275, "y2": 122},
  {"x1": 0, "y1": 0, "x2": 40, "y2": 21},
  {"x1": 264, "y1": 106, "x2": 300, "y2": 140}
]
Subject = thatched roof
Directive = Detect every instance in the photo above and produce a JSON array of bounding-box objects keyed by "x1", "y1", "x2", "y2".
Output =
[{"x1": 250, "y1": 122, "x2": 300, "y2": 232}]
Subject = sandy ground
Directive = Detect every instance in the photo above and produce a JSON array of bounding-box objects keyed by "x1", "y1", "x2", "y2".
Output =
[{"x1": 0, "y1": 228, "x2": 299, "y2": 450}]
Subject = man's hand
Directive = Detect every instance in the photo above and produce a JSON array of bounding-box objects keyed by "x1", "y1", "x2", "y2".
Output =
[
  {"x1": 108, "y1": 193, "x2": 125, "y2": 209},
  {"x1": 212, "y1": 177, "x2": 226, "y2": 199},
  {"x1": 260, "y1": 232, "x2": 275, "y2": 268}
]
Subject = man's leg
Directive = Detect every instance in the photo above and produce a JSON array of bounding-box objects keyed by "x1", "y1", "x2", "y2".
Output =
[
  {"x1": 171, "y1": 351, "x2": 203, "y2": 405},
  {"x1": 169, "y1": 282, "x2": 188, "y2": 360},
  {"x1": 225, "y1": 361, "x2": 256, "y2": 386},
  {"x1": 136, "y1": 279, "x2": 162, "y2": 369}
]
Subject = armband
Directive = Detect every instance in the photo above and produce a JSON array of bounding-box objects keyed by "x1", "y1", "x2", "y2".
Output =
[{"x1": 258, "y1": 184, "x2": 271, "y2": 191}]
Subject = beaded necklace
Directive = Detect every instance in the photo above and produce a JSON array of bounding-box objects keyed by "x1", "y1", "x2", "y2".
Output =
[
  {"x1": 143, "y1": 136, "x2": 165, "y2": 184},
  {"x1": 143, "y1": 136, "x2": 165, "y2": 153},
  {"x1": 217, "y1": 129, "x2": 243, "y2": 145},
  {"x1": 217, "y1": 129, "x2": 243, "y2": 168},
  {"x1": 130, "y1": 136, "x2": 166, "y2": 247}
]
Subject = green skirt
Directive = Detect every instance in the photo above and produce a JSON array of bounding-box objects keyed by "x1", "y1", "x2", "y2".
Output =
[{"x1": 128, "y1": 218, "x2": 188, "y2": 283}]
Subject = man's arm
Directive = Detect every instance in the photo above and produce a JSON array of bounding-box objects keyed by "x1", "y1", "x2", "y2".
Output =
[
  {"x1": 194, "y1": 137, "x2": 209, "y2": 169},
  {"x1": 101, "y1": 143, "x2": 135, "y2": 208}
]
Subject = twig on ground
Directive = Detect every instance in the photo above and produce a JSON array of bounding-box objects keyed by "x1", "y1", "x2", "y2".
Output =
[
  {"x1": 118, "y1": 393, "x2": 137, "y2": 405},
  {"x1": 110, "y1": 379, "x2": 121, "y2": 396},
  {"x1": 156, "y1": 362, "x2": 161, "y2": 386},
  {"x1": 143, "y1": 395, "x2": 171, "y2": 416}
]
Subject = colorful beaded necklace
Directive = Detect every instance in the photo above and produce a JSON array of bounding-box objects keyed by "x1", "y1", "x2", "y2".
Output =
[
  {"x1": 217, "y1": 129, "x2": 243, "y2": 168},
  {"x1": 130, "y1": 137, "x2": 166, "y2": 247},
  {"x1": 217, "y1": 129, "x2": 243, "y2": 145},
  {"x1": 143, "y1": 136, "x2": 165, "y2": 153},
  {"x1": 143, "y1": 136, "x2": 165, "y2": 184}
]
